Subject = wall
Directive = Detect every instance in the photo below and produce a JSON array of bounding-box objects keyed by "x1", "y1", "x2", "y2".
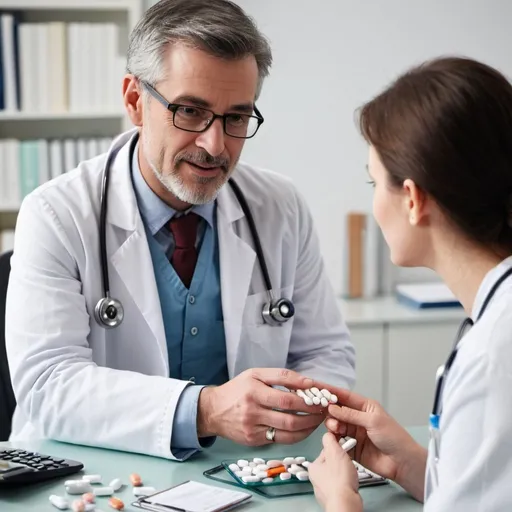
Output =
[{"x1": 144, "y1": 0, "x2": 512, "y2": 294}]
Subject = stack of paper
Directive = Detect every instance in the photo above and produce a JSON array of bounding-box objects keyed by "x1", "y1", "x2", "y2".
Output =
[{"x1": 395, "y1": 282, "x2": 461, "y2": 309}]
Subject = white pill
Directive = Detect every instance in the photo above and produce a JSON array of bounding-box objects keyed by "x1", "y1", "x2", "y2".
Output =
[
  {"x1": 296, "y1": 471, "x2": 309, "y2": 481},
  {"x1": 341, "y1": 438, "x2": 357, "y2": 452},
  {"x1": 49, "y1": 495, "x2": 69, "y2": 510},
  {"x1": 235, "y1": 471, "x2": 244, "y2": 478},
  {"x1": 65, "y1": 482, "x2": 93, "y2": 495},
  {"x1": 304, "y1": 389, "x2": 315, "y2": 399},
  {"x1": 253, "y1": 457, "x2": 265, "y2": 464},
  {"x1": 242, "y1": 466, "x2": 253, "y2": 474},
  {"x1": 237, "y1": 459, "x2": 249, "y2": 467},
  {"x1": 310, "y1": 387, "x2": 322, "y2": 398},
  {"x1": 301, "y1": 461, "x2": 311, "y2": 468},
  {"x1": 228, "y1": 463, "x2": 240, "y2": 472},
  {"x1": 256, "y1": 464, "x2": 269, "y2": 472},
  {"x1": 296, "y1": 389, "x2": 308, "y2": 400},
  {"x1": 133, "y1": 486, "x2": 157, "y2": 497},
  {"x1": 320, "y1": 397, "x2": 329, "y2": 407},
  {"x1": 290, "y1": 464, "x2": 302, "y2": 471},
  {"x1": 312, "y1": 396, "x2": 321, "y2": 405},
  {"x1": 109, "y1": 478, "x2": 123, "y2": 492},
  {"x1": 255, "y1": 471, "x2": 268, "y2": 479},
  {"x1": 82, "y1": 474, "x2": 102, "y2": 484},
  {"x1": 248, "y1": 462, "x2": 257, "y2": 468},
  {"x1": 294, "y1": 457, "x2": 306, "y2": 464},
  {"x1": 304, "y1": 396, "x2": 314, "y2": 406},
  {"x1": 266, "y1": 460, "x2": 283, "y2": 468},
  {"x1": 262, "y1": 478, "x2": 274, "y2": 484},
  {"x1": 280, "y1": 472, "x2": 292, "y2": 481},
  {"x1": 329, "y1": 394, "x2": 338, "y2": 404},
  {"x1": 288, "y1": 466, "x2": 301, "y2": 475},
  {"x1": 320, "y1": 389, "x2": 332, "y2": 399},
  {"x1": 93, "y1": 486, "x2": 114, "y2": 497},
  {"x1": 282, "y1": 457, "x2": 295, "y2": 466},
  {"x1": 84, "y1": 505, "x2": 95, "y2": 512},
  {"x1": 65, "y1": 480, "x2": 84, "y2": 486},
  {"x1": 242, "y1": 475, "x2": 260, "y2": 483}
]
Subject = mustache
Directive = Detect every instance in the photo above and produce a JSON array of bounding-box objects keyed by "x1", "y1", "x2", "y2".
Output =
[{"x1": 176, "y1": 151, "x2": 230, "y2": 170}]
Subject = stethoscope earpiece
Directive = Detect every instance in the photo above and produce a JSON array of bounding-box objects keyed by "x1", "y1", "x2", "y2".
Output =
[{"x1": 94, "y1": 296, "x2": 124, "y2": 329}]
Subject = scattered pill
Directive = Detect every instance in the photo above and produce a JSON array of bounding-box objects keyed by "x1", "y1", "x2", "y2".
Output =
[
  {"x1": 83, "y1": 474, "x2": 102, "y2": 484},
  {"x1": 93, "y1": 487, "x2": 114, "y2": 497},
  {"x1": 294, "y1": 457, "x2": 306, "y2": 464},
  {"x1": 288, "y1": 466, "x2": 301, "y2": 475},
  {"x1": 133, "y1": 486, "x2": 157, "y2": 497},
  {"x1": 262, "y1": 478, "x2": 274, "y2": 484},
  {"x1": 237, "y1": 459, "x2": 249, "y2": 467},
  {"x1": 49, "y1": 495, "x2": 69, "y2": 510},
  {"x1": 255, "y1": 471, "x2": 268, "y2": 479},
  {"x1": 296, "y1": 471, "x2": 309, "y2": 481},
  {"x1": 65, "y1": 480, "x2": 84, "y2": 486},
  {"x1": 130, "y1": 473, "x2": 142, "y2": 486},
  {"x1": 280, "y1": 472, "x2": 292, "y2": 481},
  {"x1": 255, "y1": 464, "x2": 269, "y2": 472},
  {"x1": 108, "y1": 497, "x2": 124, "y2": 510},
  {"x1": 84, "y1": 505, "x2": 95, "y2": 512},
  {"x1": 302, "y1": 461, "x2": 311, "y2": 468},
  {"x1": 248, "y1": 462, "x2": 257, "y2": 468},
  {"x1": 109, "y1": 479, "x2": 123, "y2": 492},
  {"x1": 242, "y1": 475, "x2": 260, "y2": 483},
  {"x1": 242, "y1": 466, "x2": 253, "y2": 474},
  {"x1": 320, "y1": 397, "x2": 329, "y2": 407},
  {"x1": 253, "y1": 457, "x2": 265, "y2": 465},
  {"x1": 282, "y1": 457, "x2": 295, "y2": 465},
  {"x1": 72, "y1": 499, "x2": 85, "y2": 512},
  {"x1": 290, "y1": 464, "x2": 302, "y2": 471},
  {"x1": 66, "y1": 482, "x2": 93, "y2": 495},
  {"x1": 228, "y1": 463, "x2": 240, "y2": 472},
  {"x1": 82, "y1": 493, "x2": 95, "y2": 504},
  {"x1": 341, "y1": 437, "x2": 357, "y2": 452},
  {"x1": 329, "y1": 394, "x2": 338, "y2": 404},
  {"x1": 320, "y1": 389, "x2": 331, "y2": 399},
  {"x1": 266, "y1": 460, "x2": 283, "y2": 468}
]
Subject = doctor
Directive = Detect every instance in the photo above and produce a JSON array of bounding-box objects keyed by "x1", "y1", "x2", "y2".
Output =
[
  {"x1": 5, "y1": 0, "x2": 355, "y2": 461},
  {"x1": 308, "y1": 56, "x2": 512, "y2": 510}
]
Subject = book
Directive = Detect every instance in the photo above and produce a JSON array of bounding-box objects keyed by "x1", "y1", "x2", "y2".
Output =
[{"x1": 395, "y1": 282, "x2": 462, "y2": 309}]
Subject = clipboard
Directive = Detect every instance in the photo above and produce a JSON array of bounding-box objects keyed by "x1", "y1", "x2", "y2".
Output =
[{"x1": 131, "y1": 480, "x2": 252, "y2": 512}]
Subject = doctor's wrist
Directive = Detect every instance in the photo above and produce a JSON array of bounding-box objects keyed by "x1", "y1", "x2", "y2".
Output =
[
  {"x1": 197, "y1": 386, "x2": 217, "y2": 438},
  {"x1": 394, "y1": 441, "x2": 428, "y2": 502}
]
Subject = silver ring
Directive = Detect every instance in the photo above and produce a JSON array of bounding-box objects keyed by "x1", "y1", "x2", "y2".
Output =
[{"x1": 265, "y1": 427, "x2": 276, "y2": 442}]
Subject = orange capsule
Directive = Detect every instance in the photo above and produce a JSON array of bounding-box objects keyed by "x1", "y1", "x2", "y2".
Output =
[
  {"x1": 82, "y1": 493, "x2": 95, "y2": 504},
  {"x1": 130, "y1": 473, "x2": 142, "y2": 486},
  {"x1": 108, "y1": 497, "x2": 124, "y2": 510},
  {"x1": 267, "y1": 465, "x2": 286, "y2": 477}
]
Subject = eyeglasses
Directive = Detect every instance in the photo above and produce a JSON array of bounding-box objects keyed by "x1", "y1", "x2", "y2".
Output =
[{"x1": 141, "y1": 81, "x2": 264, "y2": 139}]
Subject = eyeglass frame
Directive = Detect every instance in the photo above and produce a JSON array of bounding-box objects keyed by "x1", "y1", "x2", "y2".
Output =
[{"x1": 140, "y1": 81, "x2": 265, "y2": 139}]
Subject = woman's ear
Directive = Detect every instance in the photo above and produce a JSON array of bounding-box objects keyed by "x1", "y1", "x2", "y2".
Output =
[{"x1": 403, "y1": 178, "x2": 427, "y2": 226}]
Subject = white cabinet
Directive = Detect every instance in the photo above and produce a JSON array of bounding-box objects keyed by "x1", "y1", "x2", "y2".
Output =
[{"x1": 340, "y1": 297, "x2": 464, "y2": 427}]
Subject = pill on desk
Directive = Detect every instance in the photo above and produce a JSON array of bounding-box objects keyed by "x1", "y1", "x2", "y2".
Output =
[
  {"x1": 93, "y1": 486, "x2": 114, "y2": 497},
  {"x1": 49, "y1": 495, "x2": 69, "y2": 510},
  {"x1": 234, "y1": 471, "x2": 244, "y2": 478},
  {"x1": 71, "y1": 499, "x2": 85, "y2": 512},
  {"x1": 130, "y1": 473, "x2": 143, "y2": 486},
  {"x1": 266, "y1": 460, "x2": 283, "y2": 468},
  {"x1": 320, "y1": 389, "x2": 332, "y2": 399},
  {"x1": 320, "y1": 397, "x2": 329, "y2": 407},
  {"x1": 228, "y1": 463, "x2": 240, "y2": 472},
  {"x1": 65, "y1": 480, "x2": 85, "y2": 486},
  {"x1": 262, "y1": 478, "x2": 274, "y2": 484},
  {"x1": 304, "y1": 389, "x2": 315, "y2": 399},
  {"x1": 290, "y1": 464, "x2": 302, "y2": 472},
  {"x1": 288, "y1": 466, "x2": 301, "y2": 475},
  {"x1": 108, "y1": 497, "x2": 124, "y2": 510},
  {"x1": 296, "y1": 471, "x2": 309, "y2": 481},
  {"x1": 83, "y1": 474, "x2": 102, "y2": 484},
  {"x1": 267, "y1": 466, "x2": 286, "y2": 477},
  {"x1": 109, "y1": 479, "x2": 123, "y2": 492},
  {"x1": 310, "y1": 387, "x2": 322, "y2": 398},
  {"x1": 282, "y1": 457, "x2": 295, "y2": 466},
  {"x1": 242, "y1": 475, "x2": 260, "y2": 483},
  {"x1": 82, "y1": 493, "x2": 95, "y2": 504},
  {"x1": 329, "y1": 394, "x2": 338, "y2": 404},
  {"x1": 133, "y1": 486, "x2": 157, "y2": 497},
  {"x1": 341, "y1": 438, "x2": 357, "y2": 452},
  {"x1": 84, "y1": 504, "x2": 95, "y2": 512},
  {"x1": 255, "y1": 471, "x2": 268, "y2": 479},
  {"x1": 280, "y1": 472, "x2": 292, "y2": 481},
  {"x1": 237, "y1": 459, "x2": 249, "y2": 467},
  {"x1": 294, "y1": 457, "x2": 306, "y2": 464},
  {"x1": 301, "y1": 461, "x2": 311, "y2": 468},
  {"x1": 255, "y1": 464, "x2": 269, "y2": 472},
  {"x1": 253, "y1": 457, "x2": 265, "y2": 465},
  {"x1": 248, "y1": 462, "x2": 257, "y2": 468},
  {"x1": 66, "y1": 482, "x2": 93, "y2": 495},
  {"x1": 242, "y1": 466, "x2": 253, "y2": 474}
]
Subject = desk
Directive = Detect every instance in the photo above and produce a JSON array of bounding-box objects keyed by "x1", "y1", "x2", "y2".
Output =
[{"x1": 0, "y1": 427, "x2": 427, "y2": 512}]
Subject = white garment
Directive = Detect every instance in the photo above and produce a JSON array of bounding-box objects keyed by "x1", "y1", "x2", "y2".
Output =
[
  {"x1": 424, "y1": 255, "x2": 512, "y2": 510},
  {"x1": 5, "y1": 129, "x2": 355, "y2": 460}
]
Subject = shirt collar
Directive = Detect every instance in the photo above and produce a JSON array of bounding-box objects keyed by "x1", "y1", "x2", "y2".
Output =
[{"x1": 131, "y1": 140, "x2": 215, "y2": 235}]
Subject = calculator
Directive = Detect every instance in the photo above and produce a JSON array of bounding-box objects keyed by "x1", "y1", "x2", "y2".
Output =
[{"x1": 0, "y1": 448, "x2": 84, "y2": 486}]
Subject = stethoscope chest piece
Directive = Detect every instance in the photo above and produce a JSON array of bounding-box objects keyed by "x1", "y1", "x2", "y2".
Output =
[
  {"x1": 262, "y1": 297, "x2": 295, "y2": 326},
  {"x1": 94, "y1": 296, "x2": 124, "y2": 329}
]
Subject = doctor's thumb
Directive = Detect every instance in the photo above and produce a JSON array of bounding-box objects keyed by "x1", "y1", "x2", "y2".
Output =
[{"x1": 327, "y1": 404, "x2": 371, "y2": 430}]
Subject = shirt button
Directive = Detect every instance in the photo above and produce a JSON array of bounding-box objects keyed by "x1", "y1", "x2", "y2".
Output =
[
  {"x1": 189, "y1": 295, "x2": 196, "y2": 304},
  {"x1": 191, "y1": 327, "x2": 198, "y2": 336}
]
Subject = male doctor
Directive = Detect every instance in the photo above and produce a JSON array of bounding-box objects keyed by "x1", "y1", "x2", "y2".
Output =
[{"x1": 5, "y1": 0, "x2": 355, "y2": 461}]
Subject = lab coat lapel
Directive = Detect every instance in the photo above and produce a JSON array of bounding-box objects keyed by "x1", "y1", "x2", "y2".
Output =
[
  {"x1": 217, "y1": 183, "x2": 256, "y2": 377},
  {"x1": 105, "y1": 130, "x2": 168, "y2": 372}
]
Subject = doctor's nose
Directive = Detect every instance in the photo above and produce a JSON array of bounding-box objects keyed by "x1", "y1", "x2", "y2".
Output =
[{"x1": 195, "y1": 118, "x2": 226, "y2": 157}]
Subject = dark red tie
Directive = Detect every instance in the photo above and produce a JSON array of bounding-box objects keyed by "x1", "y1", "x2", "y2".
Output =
[{"x1": 169, "y1": 213, "x2": 200, "y2": 288}]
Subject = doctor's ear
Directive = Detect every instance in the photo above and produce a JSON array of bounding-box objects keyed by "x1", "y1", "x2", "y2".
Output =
[
  {"x1": 122, "y1": 75, "x2": 144, "y2": 127},
  {"x1": 403, "y1": 178, "x2": 428, "y2": 226}
]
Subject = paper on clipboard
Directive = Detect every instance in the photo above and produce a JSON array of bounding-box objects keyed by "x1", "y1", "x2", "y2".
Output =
[{"x1": 131, "y1": 480, "x2": 252, "y2": 512}]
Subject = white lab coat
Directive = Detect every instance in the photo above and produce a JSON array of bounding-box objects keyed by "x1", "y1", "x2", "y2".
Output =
[
  {"x1": 5, "y1": 129, "x2": 355, "y2": 460},
  {"x1": 424, "y1": 256, "x2": 512, "y2": 510}
]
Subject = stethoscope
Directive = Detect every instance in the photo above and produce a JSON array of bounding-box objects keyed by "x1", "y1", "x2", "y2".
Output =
[
  {"x1": 428, "y1": 265, "x2": 512, "y2": 486},
  {"x1": 94, "y1": 133, "x2": 295, "y2": 329}
]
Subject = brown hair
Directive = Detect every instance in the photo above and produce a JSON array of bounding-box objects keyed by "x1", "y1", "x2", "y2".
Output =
[{"x1": 359, "y1": 56, "x2": 512, "y2": 252}]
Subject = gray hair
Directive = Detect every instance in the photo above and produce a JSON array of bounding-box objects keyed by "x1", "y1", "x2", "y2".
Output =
[{"x1": 127, "y1": 0, "x2": 272, "y2": 99}]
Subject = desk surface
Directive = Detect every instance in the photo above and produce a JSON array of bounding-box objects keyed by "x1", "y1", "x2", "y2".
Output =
[{"x1": 0, "y1": 427, "x2": 427, "y2": 512}]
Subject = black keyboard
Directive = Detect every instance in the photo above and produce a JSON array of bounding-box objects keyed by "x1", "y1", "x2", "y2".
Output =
[{"x1": 0, "y1": 448, "x2": 84, "y2": 486}]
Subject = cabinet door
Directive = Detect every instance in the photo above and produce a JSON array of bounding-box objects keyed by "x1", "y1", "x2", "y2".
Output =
[
  {"x1": 348, "y1": 325, "x2": 384, "y2": 404},
  {"x1": 387, "y1": 322, "x2": 459, "y2": 427}
]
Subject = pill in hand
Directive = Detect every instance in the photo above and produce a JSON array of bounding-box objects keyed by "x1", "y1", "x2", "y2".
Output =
[{"x1": 341, "y1": 437, "x2": 357, "y2": 452}]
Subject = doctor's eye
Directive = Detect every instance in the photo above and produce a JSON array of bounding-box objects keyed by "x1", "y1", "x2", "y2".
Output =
[
  {"x1": 176, "y1": 106, "x2": 203, "y2": 118},
  {"x1": 226, "y1": 114, "x2": 249, "y2": 127}
]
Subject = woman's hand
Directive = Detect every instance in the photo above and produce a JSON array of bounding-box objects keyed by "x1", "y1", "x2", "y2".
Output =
[{"x1": 309, "y1": 432, "x2": 363, "y2": 512}]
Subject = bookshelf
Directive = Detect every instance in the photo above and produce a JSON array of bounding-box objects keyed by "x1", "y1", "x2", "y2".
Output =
[{"x1": 0, "y1": 0, "x2": 143, "y2": 251}]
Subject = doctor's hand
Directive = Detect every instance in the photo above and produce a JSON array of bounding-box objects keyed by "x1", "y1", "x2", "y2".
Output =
[
  {"x1": 196, "y1": 368, "x2": 325, "y2": 446},
  {"x1": 321, "y1": 387, "x2": 427, "y2": 502},
  {"x1": 308, "y1": 432, "x2": 363, "y2": 512}
]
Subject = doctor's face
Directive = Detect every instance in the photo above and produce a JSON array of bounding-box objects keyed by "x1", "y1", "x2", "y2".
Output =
[{"x1": 139, "y1": 45, "x2": 259, "y2": 208}]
